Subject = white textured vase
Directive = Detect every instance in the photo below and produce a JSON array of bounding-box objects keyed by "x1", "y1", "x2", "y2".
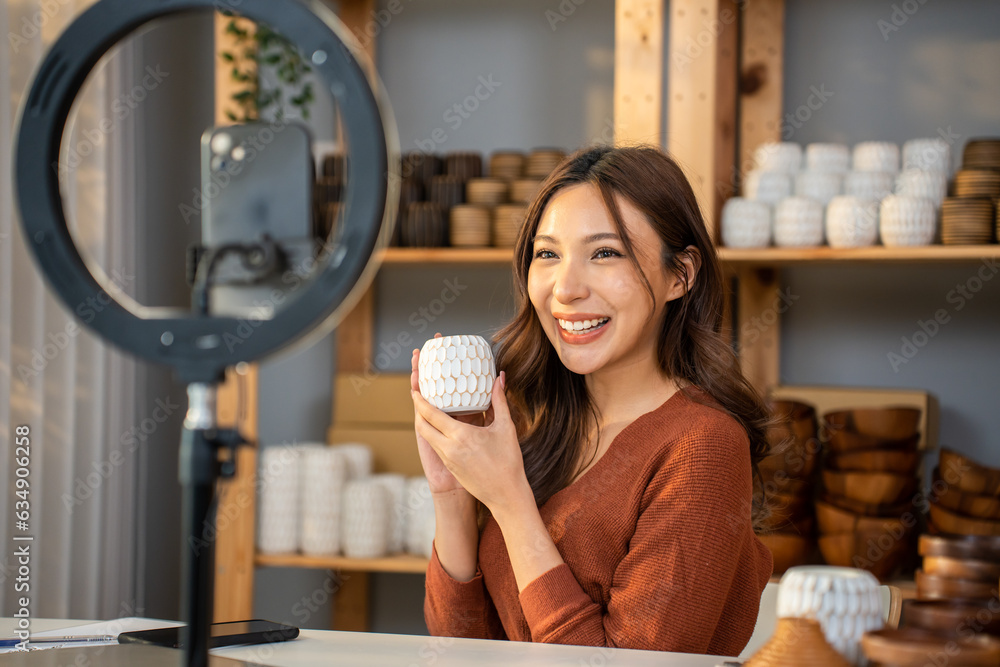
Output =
[
  {"x1": 372, "y1": 473, "x2": 407, "y2": 554},
  {"x1": 341, "y1": 479, "x2": 389, "y2": 558},
  {"x1": 300, "y1": 445, "x2": 348, "y2": 556},
  {"x1": 721, "y1": 197, "x2": 771, "y2": 248},
  {"x1": 744, "y1": 170, "x2": 792, "y2": 205},
  {"x1": 330, "y1": 442, "x2": 373, "y2": 480},
  {"x1": 805, "y1": 143, "x2": 850, "y2": 173},
  {"x1": 753, "y1": 142, "x2": 802, "y2": 174},
  {"x1": 777, "y1": 566, "x2": 884, "y2": 666},
  {"x1": 774, "y1": 197, "x2": 824, "y2": 247},
  {"x1": 257, "y1": 445, "x2": 302, "y2": 554},
  {"x1": 404, "y1": 477, "x2": 436, "y2": 558},
  {"x1": 852, "y1": 142, "x2": 900, "y2": 173},
  {"x1": 826, "y1": 196, "x2": 879, "y2": 248},
  {"x1": 880, "y1": 195, "x2": 937, "y2": 246},
  {"x1": 902, "y1": 137, "x2": 951, "y2": 173},
  {"x1": 795, "y1": 171, "x2": 843, "y2": 207},
  {"x1": 844, "y1": 171, "x2": 895, "y2": 201},
  {"x1": 418, "y1": 335, "x2": 496, "y2": 415},
  {"x1": 895, "y1": 169, "x2": 948, "y2": 208}
]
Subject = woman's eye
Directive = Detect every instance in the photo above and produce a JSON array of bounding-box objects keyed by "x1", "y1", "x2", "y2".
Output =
[
  {"x1": 594, "y1": 247, "x2": 622, "y2": 259},
  {"x1": 533, "y1": 249, "x2": 556, "y2": 259}
]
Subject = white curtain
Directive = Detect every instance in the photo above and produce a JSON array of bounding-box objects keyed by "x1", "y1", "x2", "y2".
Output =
[{"x1": 1, "y1": 0, "x2": 139, "y2": 619}]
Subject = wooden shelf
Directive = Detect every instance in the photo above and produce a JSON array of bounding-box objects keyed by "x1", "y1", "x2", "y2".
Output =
[
  {"x1": 379, "y1": 245, "x2": 999, "y2": 267},
  {"x1": 255, "y1": 552, "x2": 429, "y2": 574}
]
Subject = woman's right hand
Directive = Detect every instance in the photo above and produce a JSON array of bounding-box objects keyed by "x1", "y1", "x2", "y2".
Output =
[{"x1": 411, "y1": 334, "x2": 484, "y2": 495}]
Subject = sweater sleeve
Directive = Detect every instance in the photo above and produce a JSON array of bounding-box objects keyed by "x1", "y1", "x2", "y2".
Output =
[
  {"x1": 518, "y1": 421, "x2": 767, "y2": 652},
  {"x1": 424, "y1": 541, "x2": 507, "y2": 640}
]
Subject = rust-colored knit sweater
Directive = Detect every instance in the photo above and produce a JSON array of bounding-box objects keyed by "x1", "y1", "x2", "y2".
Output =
[{"x1": 424, "y1": 386, "x2": 773, "y2": 655}]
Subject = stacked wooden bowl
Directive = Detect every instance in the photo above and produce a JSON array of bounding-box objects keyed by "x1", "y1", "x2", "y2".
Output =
[
  {"x1": 510, "y1": 178, "x2": 544, "y2": 205},
  {"x1": 909, "y1": 534, "x2": 1000, "y2": 621},
  {"x1": 941, "y1": 197, "x2": 995, "y2": 245},
  {"x1": 448, "y1": 205, "x2": 492, "y2": 247},
  {"x1": 756, "y1": 400, "x2": 820, "y2": 574},
  {"x1": 817, "y1": 407, "x2": 922, "y2": 579},
  {"x1": 525, "y1": 148, "x2": 566, "y2": 178},
  {"x1": 489, "y1": 151, "x2": 525, "y2": 181},
  {"x1": 928, "y1": 449, "x2": 1000, "y2": 538},
  {"x1": 492, "y1": 205, "x2": 527, "y2": 249},
  {"x1": 941, "y1": 138, "x2": 1000, "y2": 245},
  {"x1": 466, "y1": 178, "x2": 509, "y2": 207}
]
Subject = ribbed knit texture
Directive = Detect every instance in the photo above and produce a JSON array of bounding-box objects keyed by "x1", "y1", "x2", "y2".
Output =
[{"x1": 424, "y1": 386, "x2": 773, "y2": 655}]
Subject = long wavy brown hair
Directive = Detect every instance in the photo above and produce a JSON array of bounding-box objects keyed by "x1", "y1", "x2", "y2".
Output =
[{"x1": 493, "y1": 145, "x2": 771, "y2": 522}]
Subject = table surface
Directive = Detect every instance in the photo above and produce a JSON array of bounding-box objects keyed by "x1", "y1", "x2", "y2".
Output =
[{"x1": 2, "y1": 619, "x2": 737, "y2": 667}]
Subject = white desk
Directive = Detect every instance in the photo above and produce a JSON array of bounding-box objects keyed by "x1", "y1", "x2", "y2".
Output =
[{"x1": 2, "y1": 619, "x2": 736, "y2": 666}]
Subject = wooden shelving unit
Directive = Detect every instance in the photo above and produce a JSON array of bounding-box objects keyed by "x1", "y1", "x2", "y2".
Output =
[{"x1": 213, "y1": 0, "x2": 996, "y2": 635}]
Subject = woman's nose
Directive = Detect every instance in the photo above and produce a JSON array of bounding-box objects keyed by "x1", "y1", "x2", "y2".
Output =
[{"x1": 552, "y1": 260, "x2": 589, "y2": 304}]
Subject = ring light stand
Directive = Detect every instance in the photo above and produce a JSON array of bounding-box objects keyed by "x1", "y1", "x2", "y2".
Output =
[{"x1": 14, "y1": 1, "x2": 398, "y2": 665}]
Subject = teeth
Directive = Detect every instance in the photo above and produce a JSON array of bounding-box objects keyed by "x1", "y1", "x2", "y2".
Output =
[{"x1": 558, "y1": 317, "x2": 609, "y2": 332}]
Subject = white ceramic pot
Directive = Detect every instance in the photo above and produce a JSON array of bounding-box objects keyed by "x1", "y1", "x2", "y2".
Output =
[
  {"x1": 418, "y1": 335, "x2": 495, "y2": 415},
  {"x1": 852, "y1": 142, "x2": 900, "y2": 173},
  {"x1": 404, "y1": 477, "x2": 436, "y2": 558},
  {"x1": 373, "y1": 473, "x2": 407, "y2": 554},
  {"x1": 844, "y1": 171, "x2": 895, "y2": 201},
  {"x1": 795, "y1": 171, "x2": 843, "y2": 207},
  {"x1": 721, "y1": 197, "x2": 771, "y2": 248},
  {"x1": 805, "y1": 143, "x2": 850, "y2": 173},
  {"x1": 774, "y1": 196, "x2": 824, "y2": 247},
  {"x1": 753, "y1": 142, "x2": 802, "y2": 174},
  {"x1": 895, "y1": 169, "x2": 947, "y2": 208},
  {"x1": 744, "y1": 170, "x2": 792, "y2": 206},
  {"x1": 300, "y1": 445, "x2": 348, "y2": 557},
  {"x1": 880, "y1": 195, "x2": 937, "y2": 246},
  {"x1": 826, "y1": 196, "x2": 879, "y2": 248},
  {"x1": 341, "y1": 479, "x2": 389, "y2": 559},
  {"x1": 777, "y1": 566, "x2": 883, "y2": 666},
  {"x1": 902, "y1": 137, "x2": 951, "y2": 173},
  {"x1": 257, "y1": 445, "x2": 302, "y2": 554},
  {"x1": 331, "y1": 443, "x2": 373, "y2": 480}
]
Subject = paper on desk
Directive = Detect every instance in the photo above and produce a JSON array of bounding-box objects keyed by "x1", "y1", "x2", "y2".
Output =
[{"x1": 0, "y1": 617, "x2": 182, "y2": 653}]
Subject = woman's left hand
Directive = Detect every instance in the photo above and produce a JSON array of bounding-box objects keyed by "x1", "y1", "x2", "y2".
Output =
[{"x1": 411, "y1": 371, "x2": 531, "y2": 515}]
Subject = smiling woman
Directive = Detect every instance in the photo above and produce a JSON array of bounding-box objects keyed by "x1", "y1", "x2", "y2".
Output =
[{"x1": 413, "y1": 145, "x2": 773, "y2": 656}]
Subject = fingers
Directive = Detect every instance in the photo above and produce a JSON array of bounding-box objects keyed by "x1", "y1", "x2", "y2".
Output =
[
  {"x1": 411, "y1": 349, "x2": 420, "y2": 392},
  {"x1": 411, "y1": 388, "x2": 461, "y2": 441}
]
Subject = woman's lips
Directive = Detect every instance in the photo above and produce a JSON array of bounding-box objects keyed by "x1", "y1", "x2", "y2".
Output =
[{"x1": 556, "y1": 318, "x2": 610, "y2": 345}]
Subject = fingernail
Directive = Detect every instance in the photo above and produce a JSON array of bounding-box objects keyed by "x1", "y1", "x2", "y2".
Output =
[{"x1": 500, "y1": 371, "x2": 506, "y2": 389}]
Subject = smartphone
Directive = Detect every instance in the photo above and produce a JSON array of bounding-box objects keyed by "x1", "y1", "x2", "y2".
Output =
[{"x1": 117, "y1": 619, "x2": 299, "y2": 649}]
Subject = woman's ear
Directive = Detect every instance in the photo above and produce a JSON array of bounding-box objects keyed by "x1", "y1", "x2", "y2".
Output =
[{"x1": 665, "y1": 245, "x2": 701, "y2": 301}]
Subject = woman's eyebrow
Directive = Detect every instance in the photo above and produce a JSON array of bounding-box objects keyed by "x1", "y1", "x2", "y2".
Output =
[{"x1": 532, "y1": 232, "x2": 621, "y2": 244}]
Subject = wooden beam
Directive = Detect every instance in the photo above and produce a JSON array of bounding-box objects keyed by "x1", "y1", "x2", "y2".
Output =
[
  {"x1": 736, "y1": 268, "x2": 782, "y2": 394},
  {"x1": 667, "y1": 0, "x2": 740, "y2": 239},
  {"x1": 336, "y1": 285, "x2": 375, "y2": 375},
  {"x1": 333, "y1": 572, "x2": 371, "y2": 631},
  {"x1": 738, "y1": 0, "x2": 785, "y2": 175},
  {"x1": 614, "y1": 0, "x2": 664, "y2": 146}
]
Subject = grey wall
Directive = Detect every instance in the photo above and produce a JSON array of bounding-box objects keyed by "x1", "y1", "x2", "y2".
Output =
[
  {"x1": 134, "y1": 13, "x2": 216, "y2": 619},
  {"x1": 780, "y1": 0, "x2": 1000, "y2": 464}
]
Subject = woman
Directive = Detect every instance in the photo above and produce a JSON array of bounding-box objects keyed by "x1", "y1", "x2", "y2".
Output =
[{"x1": 409, "y1": 145, "x2": 773, "y2": 655}]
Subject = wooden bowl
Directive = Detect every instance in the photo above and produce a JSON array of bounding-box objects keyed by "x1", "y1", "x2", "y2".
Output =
[
  {"x1": 822, "y1": 470, "x2": 917, "y2": 506},
  {"x1": 814, "y1": 499, "x2": 910, "y2": 535},
  {"x1": 759, "y1": 446, "x2": 818, "y2": 481},
  {"x1": 758, "y1": 468, "x2": 812, "y2": 496},
  {"x1": 930, "y1": 502, "x2": 1000, "y2": 537},
  {"x1": 818, "y1": 531, "x2": 911, "y2": 580},
  {"x1": 826, "y1": 407, "x2": 921, "y2": 441},
  {"x1": 915, "y1": 569, "x2": 998, "y2": 601},
  {"x1": 823, "y1": 493, "x2": 913, "y2": 518},
  {"x1": 745, "y1": 617, "x2": 852, "y2": 667},
  {"x1": 826, "y1": 430, "x2": 919, "y2": 454},
  {"x1": 923, "y1": 555, "x2": 1000, "y2": 582},
  {"x1": 768, "y1": 400, "x2": 818, "y2": 444},
  {"x1": 919, "y1": 534, "x2": 1000, "y2": 562},
  {"x1": 936, "y1": 483, "x2": 1000, "y2": 520},
  {"x1": 940, "y1": 448, "x2": 1000, "y2": 496},
  {"x1": 862, "y1": 627, "x2": 1000, "y2": 666},
  {"x1": 766, "y1": 491, "x2": 812, "y2": 522},
  {"x1": 827, "y1": 448, "x2": 920, "y2": 474},
  {"x1": 758, "y1": 533, "x2": 815, "y2": 574},
  {"x1": 901, "y1": 599, "x2": 1000, "y2": 636}
]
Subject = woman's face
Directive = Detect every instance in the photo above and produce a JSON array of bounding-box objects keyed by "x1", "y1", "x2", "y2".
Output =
[{"x1": 527, "y1": 183, "x2": 689, "y2": 378}]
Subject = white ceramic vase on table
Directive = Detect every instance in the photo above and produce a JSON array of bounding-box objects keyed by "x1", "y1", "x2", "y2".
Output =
[
  {"x1": 300, "y1": 445, "x2": 348, "y2": 556},
  {"x1": 774, "y1": 196, "x2": 824, "y2": 247},
  {"x1": 826, "y1": 196, "x2": 879, "y2": 248},
  {"x1": 342, "y1": 479, "x2": 389, "y2": 559},
  {"x1": 880, "y1": 195, "x2": 937, "y2": 246},
  {"x1": 721, "y1": 197, "x2": 771, "y2": 248}
]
